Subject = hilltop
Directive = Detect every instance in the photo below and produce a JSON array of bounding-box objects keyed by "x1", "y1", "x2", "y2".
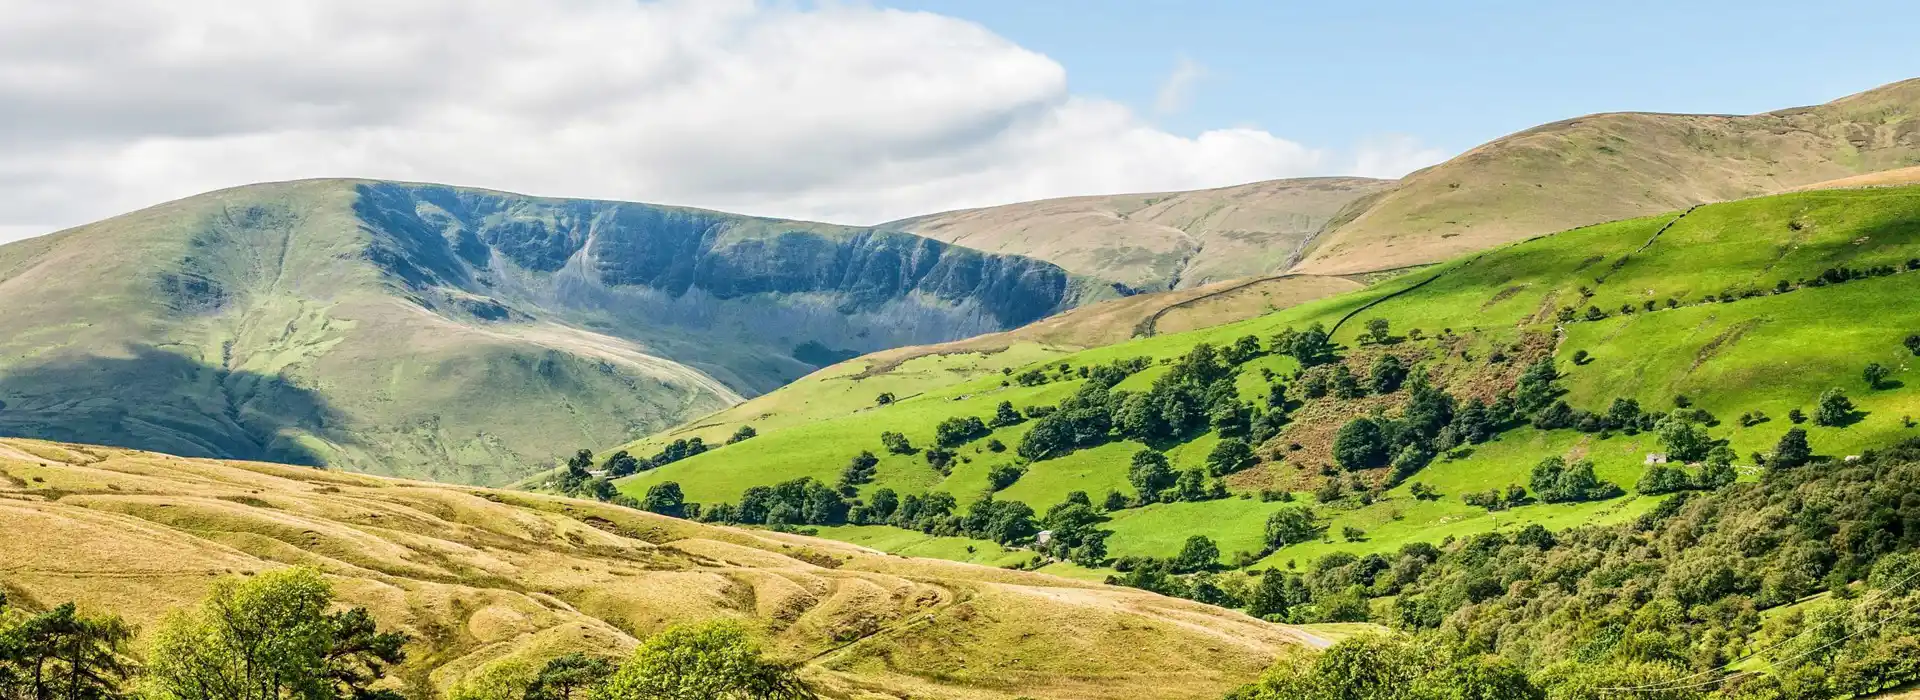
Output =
[
  {"x1": 0, "y1": 180, "x2": 1102, "y2": 485},
  {"x1": 0, "y1": 437, "x2": 1324, "y2": 700},
  {"x1": 1296, "y1": 77, "x2": 1920, "y2": 273},
  {"x1": 889, "y1": 178, "x2": 1394, "y2": 291}
]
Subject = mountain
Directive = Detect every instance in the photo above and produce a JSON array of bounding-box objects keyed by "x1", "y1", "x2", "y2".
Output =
[
  {"x1": 0, "y1": 179, "x2": 1103, "y2": 484},
  {"x1": 888, "y1": 177, "x2": 1395, "y2": 291},
  {"x1": 887, "y1": 79, "x2": 1920, "y2": 283},
  {"x1": 1294, "y1": 77, "x2": 1920, "y2": 274},
  {"x1": 616, "y1": 183, "x2": 1920, "y2": 584},
  {"x1": 0, "y1": 437, "x2": 1327, "y2": 700}
]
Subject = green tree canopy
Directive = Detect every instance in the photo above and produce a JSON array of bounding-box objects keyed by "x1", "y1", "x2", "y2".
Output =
[
  {"x1": 595, "y1": 621, "x2": 812, "y2": 700},
  {"x1": 144, "y1": 567, "x2": 408, "y2": 700}
]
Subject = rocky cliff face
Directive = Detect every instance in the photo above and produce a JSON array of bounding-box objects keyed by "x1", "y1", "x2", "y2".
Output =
[{"x1": 353, "y1": 183, "x2": 1085, "y2": 389}]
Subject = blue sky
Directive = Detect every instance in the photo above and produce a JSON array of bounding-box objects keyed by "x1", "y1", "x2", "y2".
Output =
[{"x1": 883, "y1": 0, "x2": 1920, "y2": 154}]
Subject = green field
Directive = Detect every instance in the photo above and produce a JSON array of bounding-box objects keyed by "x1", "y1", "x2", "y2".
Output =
[{"x1": 618, "y1": 186, "x2": 1920, "y2": 578}]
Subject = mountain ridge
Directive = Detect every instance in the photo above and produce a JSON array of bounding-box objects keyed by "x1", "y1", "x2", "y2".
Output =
[{"x1": 0, "y1": 178, "x2": 1104, "y2": 485}]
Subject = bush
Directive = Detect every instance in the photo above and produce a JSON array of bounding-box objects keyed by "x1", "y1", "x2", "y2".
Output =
[
  {"x1": 923, "y1": 448, "x2": 956, "y2": 473},
  {"x1": 727, "y1": 425, "x2": 757, "y2": 444},
  {"x1": 986, "y1": 465, "x2": 1024, "y2": 491},
  {"x1": 1529, "y1": 456, "x2": 1622, "y2": 503},
  {"x1": 1264, "y1": 506, "x2": 1319, "y2": 551},
  {"x1": 934, "y1": 416, "x2": 989, "y2": 448},
  {"x1": 988, "y1": 401, "x2": 1024, "y2": 428},
  {"x1": 1206, "y1": 437, "x2": 1256, "y2": 476},
  {"x1": 880, "y1": 431, "x2": 914, "y2": 454},
  {"x1": 1370, "y1": 355, "x2": 1407, "y2": 394},
  {"x1": 1332, "y1": 418, "x2": 1390, "y2": 470}
]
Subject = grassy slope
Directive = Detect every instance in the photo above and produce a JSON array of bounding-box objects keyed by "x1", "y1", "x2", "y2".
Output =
[
  {"x1": 620, "y1": 185, "x2": 1920, "y2": 578},
  {"x1": 0, "y1": 179, "x2": 1102, "y2": 487},
  {"x1": 0, "y1": 437, "x2": 1321, "y2": 700},
  {"x1": 1295, "y1": 77, "x2": 1920, "y2": 275}
]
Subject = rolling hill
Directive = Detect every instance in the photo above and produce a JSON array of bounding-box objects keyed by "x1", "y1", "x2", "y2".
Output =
[
  {"x1": 888, "y1": 79, "x2": 1920, "y2": 284},
  {"x1": 616, "y1": 183, "x2": 1920, "y2": 581},
  {"x1": 888, "y1": 177, "x2": 1395, "y2": 291},
  {"x1": 0, "y1": 437, "x2": 1325, "y2": 700},
  {"x1": 1294, "y1": 77, "x2": 1920, "y2": 274},
  {"x1": 0, "y1": 179, "x2": 1104, "y2": 485}
]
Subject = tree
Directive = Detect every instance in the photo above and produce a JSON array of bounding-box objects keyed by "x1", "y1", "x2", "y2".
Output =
[
  {"x1": 0, "y1": 603, "x2": 134, "y2": 700},
  {"x1": 988, "y1": 401, "x2": 1024, "y2": 428},
  {"x1": 1128, "y1": 449, "x2": 1174, "y2": 501},
  {"x1": 1635, "y1": 464, "x2": 1691, "y2": 495},
  {"x1": 1206, "y1": 438, "x2": 1256, "y2": 476},
  {"x1": 602, "y1": 451, "x2": 642, "y2": 477},
  {"x1": 1816, "y1": 388, "x2": 1855, "y2": 427},
  {"x1": 145, "y1": 567, "x2": 409, "y2": 700},
  {"x1": 727, "y1": 426, "x2": 757, "y2": 444},
  {"x1": 1865, "y1": 363, "x2": 1892, "y2": 390},
  {"x1": 596, "y1": 621, "x2": 813, "y2": 700},
  {"x1": 1774, "y1": 427, "x2": 1813, "y2": 468},
  {"x1": 524, "y1": 654, "x2": 615, "y2": 700},
  {"x1": 1514, "y1": 358, "x2": 1561, "y2": 415},
  {"x1": 879, "y1": 431, "x2": 914, "y2": 454},
  {"x1": 934, "y1": 416, "x2": 989, "y2": 448},
  {"x1": 1264, "y1": 507, "x2": 1319, "y2": 551},
  {"x1": 1655, "y1": 413, "x2": 1712, "y2": 462},
  {"x1": 1907, "y1": 334, "x2": 1920, "y2": 356},
  {"x1": 1364, "y1": 318, "x2": 1392, "y2": 345},
  {"x1": 1529, "y1": 456, "x2": 1622, "y2": 503},
  {"x1": 838, "y1": 451, "x2": 878, "y2": 488},
  {"x1": 1102, "y1": 490, "x2": 1130, "y2": 512},
  {"x1": 874, "y1": 392, "x2": 894, "y2": 406},
  {"x1": 1572, "y1": 349, "x2": 1590, "y2": 365},
  {"x1": 1369, "y1": 355, "x2": 1407, "y2": 394},
  {"x1": 1275, "y1": 324, "x2": 1337, "y2": 367},
  {"x1": 644, "y1": 482, "x2": 686, "y2": 517},
  {"x1": 1332, "y1": 418, "x2": 1389, "y2": 471},
  {"x1": 1173, "y1": 536, "x2": 1219, "y2": 574},
  {"x1": 986, "y1": 465, "x2": 1023, "y2": 491},
  {"x1": 1330, "y1": 365, "x2": 1364, "y2": 400}
]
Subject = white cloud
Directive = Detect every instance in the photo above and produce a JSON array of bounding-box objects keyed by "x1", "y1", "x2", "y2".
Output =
[
  {"x1": 1154, "y1": 55, "x2": 1206, "y2": 115},
  {"x1": 0, "y1": 0, "x2": 1445, "y2": 242},
  {"x1": 1350, "y1": 134, "x2": 1451, "y2": 179}
]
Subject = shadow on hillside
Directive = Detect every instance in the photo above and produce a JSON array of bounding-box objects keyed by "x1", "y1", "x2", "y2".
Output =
[{"x1": 0, "y1": 347, "x2": 348, "y2": 466}]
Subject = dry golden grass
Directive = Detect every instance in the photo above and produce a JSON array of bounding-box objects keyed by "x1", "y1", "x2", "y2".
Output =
[
  {"x1": 1792, "y1": 165, "x2": 1920, "y2": 192},
  {"x1": 0, "y1": 438, "x2": 1315, "y2": 700}
]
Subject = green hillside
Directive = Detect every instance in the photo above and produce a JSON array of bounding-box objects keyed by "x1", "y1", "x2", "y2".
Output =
[
  {"x1": 615, "y1": 184, "x2": 1920, "y2": 578},
  {"x1": 0, "y1": 180, "x2": 1102, "y2": 485}
]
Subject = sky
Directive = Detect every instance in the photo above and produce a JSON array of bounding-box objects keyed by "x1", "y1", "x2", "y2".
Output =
[{"x1": 2, "y1": 0, "x2": 1915, "y2": 244}]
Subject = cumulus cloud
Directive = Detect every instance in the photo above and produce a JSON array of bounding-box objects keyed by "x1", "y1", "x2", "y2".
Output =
[{"x1": 0, "y1": 0, "x2": 1445, "y2": 241}]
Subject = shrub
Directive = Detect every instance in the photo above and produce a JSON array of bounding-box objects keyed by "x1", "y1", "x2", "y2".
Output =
[
  {"x1": 1206, "y1": 437, "x2": 1256, "y2": 476},
  {"x1": 986, "y1": 465, "x2": 1024, "y2": 491},
  {"x1": 880, "y1": 431, "x2": 914, "y2": 454},
  {"x1": 934, "y1": 416, "x2": 989, "y2": 448},
  {"x1": 1332, "y1": 418, "x2": 1390, "y2": 470},
  {"x1": 727, "y1": 425, "x2": 757, "y2": 444}
]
